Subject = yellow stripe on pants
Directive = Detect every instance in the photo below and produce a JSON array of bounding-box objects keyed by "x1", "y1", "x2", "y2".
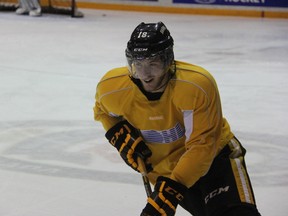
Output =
[{"x1": 228, "y1": 139, "x2": 255, "y2": 204}]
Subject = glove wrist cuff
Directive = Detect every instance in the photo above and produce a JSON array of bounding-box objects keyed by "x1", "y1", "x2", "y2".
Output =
[
  {"x1": 156, "y1": 176, "x2": 187, "y2": 201},
  {"x1": 105, "y1": 120, "x2": 130, "y2": 141}
]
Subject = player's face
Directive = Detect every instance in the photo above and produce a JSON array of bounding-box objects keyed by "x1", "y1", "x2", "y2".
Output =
[{"x1": 133, "y1": 56, "x2": 169, "y2": 92}]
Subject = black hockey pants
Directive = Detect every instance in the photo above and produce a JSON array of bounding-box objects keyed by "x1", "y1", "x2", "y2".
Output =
[{"x1": 179, "y1": 137, "x2": 261, "y2": 216}]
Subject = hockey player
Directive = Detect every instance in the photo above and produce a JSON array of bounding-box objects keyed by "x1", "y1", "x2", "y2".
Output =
[
  {"x1": 16, "y1": 0, "x2": 41, "y2": 17},
  {"x1": 94, "y1": 22, "x2": 261, "y2": 216}
]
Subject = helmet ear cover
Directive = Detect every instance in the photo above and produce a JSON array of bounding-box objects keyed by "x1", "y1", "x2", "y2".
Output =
[{"x1": 126, "y1": 22, "x2": 175, "y2": 77}]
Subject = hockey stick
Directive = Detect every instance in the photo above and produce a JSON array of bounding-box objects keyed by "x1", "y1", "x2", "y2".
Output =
[{"x1": 137, "y1": 157, "x2": 152, "y2": 197}]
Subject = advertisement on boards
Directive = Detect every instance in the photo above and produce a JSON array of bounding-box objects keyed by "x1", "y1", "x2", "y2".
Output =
[
  {"x1": 125, "y1": 0, "x2": 158, "y2": 1},
  {"x1": 173, "y1": 0, "x2": 288, "y2": 8}
]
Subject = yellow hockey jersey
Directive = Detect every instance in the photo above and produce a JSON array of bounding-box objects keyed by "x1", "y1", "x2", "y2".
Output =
[{"x1": 94, "y1": 60, "x2": 234, "y2": 188}]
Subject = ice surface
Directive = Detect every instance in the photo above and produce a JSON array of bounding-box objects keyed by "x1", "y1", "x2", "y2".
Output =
[{"x1": 0, "y1": 9, "x2": 288, "y2": 216}]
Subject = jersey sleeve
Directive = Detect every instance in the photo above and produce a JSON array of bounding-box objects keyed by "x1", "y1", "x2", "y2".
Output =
[
  {"x1": 93, "y1": 96, "x2": 121, "y2": 131},
  {"x1": 170, "y1": 67, "x2": 223, "y2": 188},
  {"x1": 93, "y1": 68, "x2": 127, "y2": 131}
]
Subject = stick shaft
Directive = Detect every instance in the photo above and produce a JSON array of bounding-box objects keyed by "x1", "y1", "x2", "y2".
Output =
[{"x1": 137, "y1": 157, "x2": 152, "y2": 197}]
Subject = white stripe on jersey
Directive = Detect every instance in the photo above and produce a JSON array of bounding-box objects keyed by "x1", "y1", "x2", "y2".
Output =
[
  {"x1": 182, "y1": 110, "x2": 194, "y2": 143},
  {"x1": 140, "y1": 122, "x2": 185, "y2": 144}
]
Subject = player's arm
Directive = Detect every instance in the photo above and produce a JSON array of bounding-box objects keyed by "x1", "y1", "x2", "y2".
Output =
[
  {"x1": 93, "y1": 99, "x2": 122, "y2": 131},
  {"x1": 170, "y1": 76, "x2": 222, "y2": 188}
]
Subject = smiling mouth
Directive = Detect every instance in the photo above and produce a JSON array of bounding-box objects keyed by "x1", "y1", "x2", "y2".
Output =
[{"x1": 144, "y1": 79, "x2": 153, "y2": 83}]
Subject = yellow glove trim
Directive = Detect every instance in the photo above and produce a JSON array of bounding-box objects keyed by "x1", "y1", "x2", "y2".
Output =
[
  {"x1": 147, "y1": 197, "x2": 167, "y2": 216},
  {"x1": 159, "y1": 182, "x2": 176, "y2": 211}
]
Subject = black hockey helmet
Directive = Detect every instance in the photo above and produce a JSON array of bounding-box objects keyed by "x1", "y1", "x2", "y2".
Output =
[
  {"x1": 126, "y1": 21, "x2": 174, "y2": 59},
  {"x1": 126, "y1": 22, "x2": 175, "y2": 76}
]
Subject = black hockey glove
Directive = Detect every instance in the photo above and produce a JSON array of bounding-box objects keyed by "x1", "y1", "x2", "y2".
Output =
[
  {"x1": 105, "y1": 120, "x2": 152, "y2": 173},
  {"x1": 141, "y1": 176, "x2": 187, "y2": 216}
]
